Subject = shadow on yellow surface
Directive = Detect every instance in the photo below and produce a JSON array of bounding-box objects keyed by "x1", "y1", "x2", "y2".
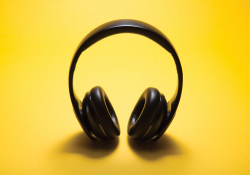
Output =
[
  {"x1": 59, "y1": 132, "x2": 183, "y2": 160},
  {"x1": 61, "y1": 132, "x2": 119, "y2": 158},
  {"x1": 127, "y1": 134, "x2": 183, "y2": 160}
]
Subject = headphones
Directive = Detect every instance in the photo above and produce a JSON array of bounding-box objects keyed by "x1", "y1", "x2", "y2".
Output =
[{"x1": 69, "y1": 19, "x2": 183, "y2": 141}]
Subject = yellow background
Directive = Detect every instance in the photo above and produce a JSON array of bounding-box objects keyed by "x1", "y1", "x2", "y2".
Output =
[{"x1": 1, "y1": 0, "x2": 250, "y2": 174}]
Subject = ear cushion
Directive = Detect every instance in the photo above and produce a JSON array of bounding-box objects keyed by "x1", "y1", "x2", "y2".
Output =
[
  {"x1": 151, "y1": 107, "x2": 173, "y2": 141},
  {"x1": 127, "y1": 87, "x2": 162, "y2": 140},
  {"x1": 140, "y1": 94, "x2": 167, "y2": 141},
  {"x1": 83, "y1": 92, "x2": 109, "y2": 140},
  {"x1": 76, "y1": 92, "x2": 97, "y2": 140},
  {"x1": 88, "y1": 86, "x2": 120, "y2": 139}
]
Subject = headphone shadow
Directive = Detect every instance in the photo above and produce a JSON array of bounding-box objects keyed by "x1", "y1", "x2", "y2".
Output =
[
  {"x1": 60, "y1": 132, "x2": 119, "y2": 159},
  {"x1": 127, "y1": 134, "x2": 183, "y2": 160}
]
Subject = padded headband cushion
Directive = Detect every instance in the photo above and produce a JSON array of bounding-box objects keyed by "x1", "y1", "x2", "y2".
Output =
[
  {"x1": 89, "y1": 86, "x2": 120, "y2": 139},
  {"x1": 128, "y1": 88, "x2": 161, "y2": 140}
]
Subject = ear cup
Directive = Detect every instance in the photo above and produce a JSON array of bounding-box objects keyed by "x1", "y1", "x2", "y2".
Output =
[
  {"x1": 79, "y1": 93, "x2": 97, "y2": 140},
  {"x1": 151, "y1": 108, "x2": 173, "y2": 141},
  {"x1": 140, "y1": 94, "x2": 167, "y2": 141},
  {"x1": 87, "y1": 86, "x2": 120, "y2": 139},
  {"x1": 83, "y1": 92, "x2": 109, "y2": 140},
  {"x1": 127, "y1": 88, "x2": 167, "y2": 140}
]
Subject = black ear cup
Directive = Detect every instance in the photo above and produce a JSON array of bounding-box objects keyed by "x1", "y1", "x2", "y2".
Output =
[
  {"x1": 127, "y1": 88, "x2": 168, "y2": 141},
  {"x1": 81, "y1": 86, "x2": 120, "y2": 140}
]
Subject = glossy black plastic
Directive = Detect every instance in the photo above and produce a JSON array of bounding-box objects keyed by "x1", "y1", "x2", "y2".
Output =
[
  {"x1": 80, "y1": 86, "x2": 120, "y2": 140},
  {"x1": 69, "y1": 19, "x2": 183, "y2": 141},
  {"x1": 128, "y1": 88, "x2": 168, "y2": 140}
]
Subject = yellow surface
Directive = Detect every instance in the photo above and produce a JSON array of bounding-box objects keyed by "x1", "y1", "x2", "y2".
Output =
[{"x1": 1, "y1": 0, "x2": 250, "y2": 174}]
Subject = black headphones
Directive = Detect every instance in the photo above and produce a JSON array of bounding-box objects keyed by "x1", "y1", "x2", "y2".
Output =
[{"x1": 69, "y1": 19, "x2": 183, "y2": 141}]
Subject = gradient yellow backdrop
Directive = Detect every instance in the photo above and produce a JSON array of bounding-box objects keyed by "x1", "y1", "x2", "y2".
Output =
[{"x1": 1, "y1": 0, "x2": 250, "y2": 174}]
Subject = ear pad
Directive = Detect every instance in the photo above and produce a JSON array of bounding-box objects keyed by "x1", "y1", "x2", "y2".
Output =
[
  {"x1": 82, "y1": 86, "x2": 120, "y2": 140},
  {"x1": 150, "y1": 107, "x2": 173, "y2": 141},
  {"x1": 78, "y1": 94, "x2": 98, "y2": 140},
  {"x1": 127, "y1": 88, "x2": 168, "y2": 141},
  {"x1": 140, "y1": 94, "x2": 168, "y2": 141}
]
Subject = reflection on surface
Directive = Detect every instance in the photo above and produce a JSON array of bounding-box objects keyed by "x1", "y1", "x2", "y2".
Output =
[
  {"x1": 128, "y1": 134, "x2": 183, "y2": 160},
  {"x1": 60, "y1": 132, "x2": 119, "y2": 158}
]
